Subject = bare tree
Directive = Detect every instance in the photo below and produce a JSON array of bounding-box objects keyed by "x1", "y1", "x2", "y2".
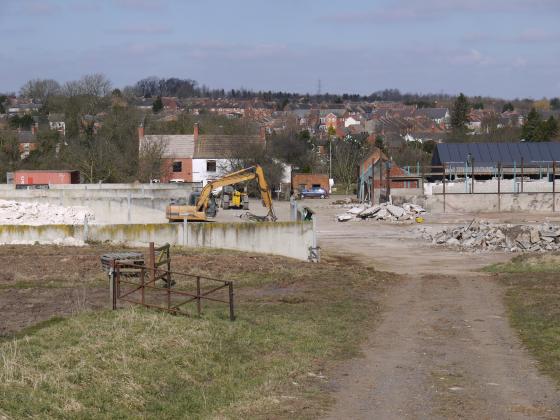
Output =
[
  {"x1": 80, "y1": 73, "x2": 112, "y2": 97},
  {"x1": 332, "y1": 134, "x2": 371, "y2": 193},
  {"x1": 138, "y1": 135, "x2": 169, "y2": 181},
  {"x1": 19, "y1": 79, "x2": 61, "y2": 102}
]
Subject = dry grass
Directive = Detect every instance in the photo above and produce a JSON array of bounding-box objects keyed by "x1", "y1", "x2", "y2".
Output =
[
  {"x1": 0, "y1": 246, "x2": 393, "y2": 418},
  {"x1": 489, "y1": 254, "x2": 560, "y2": 386}
]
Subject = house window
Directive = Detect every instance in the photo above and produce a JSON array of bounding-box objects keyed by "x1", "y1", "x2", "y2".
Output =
[
  {"x1": 172, "y1": 161, "x2": 182, "y2": 172},
  {"x1": 206, "y1": 160, "x2": 217, "y2": 172}
]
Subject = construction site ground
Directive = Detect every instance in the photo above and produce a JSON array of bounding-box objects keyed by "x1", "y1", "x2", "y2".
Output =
[
  {"x1": 1, "y1": 197, "x2": 560, "y2": 418},
  {"x1": 307, "y1": 197, "x2": 560, "y2": 419}
]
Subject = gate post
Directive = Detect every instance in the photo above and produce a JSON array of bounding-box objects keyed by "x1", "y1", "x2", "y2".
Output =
[
  {"x1": 110, "y1": 260, "x2": 117, "y2": 310},
  {"x1": 228, "y1": 282, "x2": 235, "y2": 321}
]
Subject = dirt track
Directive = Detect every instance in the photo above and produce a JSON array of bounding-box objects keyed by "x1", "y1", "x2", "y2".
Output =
[{"x1": 315, "y1": 205, "x2": 560, "y2": 419}]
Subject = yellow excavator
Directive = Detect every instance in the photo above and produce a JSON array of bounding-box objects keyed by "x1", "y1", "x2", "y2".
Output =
[{"x1": 166, "y1": 165, "x2": 277, "y2": 222}]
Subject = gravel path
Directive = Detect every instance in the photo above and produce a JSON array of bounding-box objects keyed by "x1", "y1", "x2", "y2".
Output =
[{"x1": 316, "y1": 208, "x2": 560, "y2": 419}]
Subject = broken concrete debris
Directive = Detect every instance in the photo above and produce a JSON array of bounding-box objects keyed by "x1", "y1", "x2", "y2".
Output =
[
  {"x1": 337, "y1": 202, "x2": 426, "y2": 222},
  {"x1": 419, "y1": 220, "x2": 560, "y2": 252}
]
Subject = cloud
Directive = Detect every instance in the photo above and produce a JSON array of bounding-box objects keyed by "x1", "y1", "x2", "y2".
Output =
[
  {"x1": 113, "y1": 24, "x2": 173, "y2": 35},
  {"x1": 322, "y1": 0, "x2": 560, "y2": 24},
  {"x1": 22, "y1": 1, "x2": 59, "y2": 16},
  {"x1": 113, "y1": 0, "x2": 167, "y2": 11},
  {"x1": 511, "y1": 29, "x2": 558, "y2": 43},
  {"x1": 512, "y1": 57, "x2": 527, "y2": 68},
  {"x1": 449, "y1": 49, "x2": 493, "y2": 66}
]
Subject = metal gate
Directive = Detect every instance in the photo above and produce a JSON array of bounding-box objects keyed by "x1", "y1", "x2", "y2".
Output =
[{"x1": 110, "y1": 243, "x2": 235, "y2": 321}]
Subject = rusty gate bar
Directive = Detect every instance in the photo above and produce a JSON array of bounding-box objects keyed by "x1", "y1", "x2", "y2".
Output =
[{"x1": 196, "y1": 276, "x2": 201, "y2": 316}]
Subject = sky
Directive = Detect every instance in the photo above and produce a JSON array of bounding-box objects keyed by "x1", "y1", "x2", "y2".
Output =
[{"x1": 1, "y1": 0, "x2": 559, "y2": 99}]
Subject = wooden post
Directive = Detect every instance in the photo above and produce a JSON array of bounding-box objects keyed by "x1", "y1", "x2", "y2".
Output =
[
  {"x1": 196, "y1": 276, "x2": 202, "y2": 316},
  {"x1": 148, "y1": 242, "x2": 155, "y2": 285},
  {"x1": 421, "y1": 164, "x2": 425, "y2": 192}
]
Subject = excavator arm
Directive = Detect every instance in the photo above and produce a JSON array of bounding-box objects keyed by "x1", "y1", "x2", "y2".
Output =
[{"x1": 195, "y1": 165, "x2": 276, "y2": 221}]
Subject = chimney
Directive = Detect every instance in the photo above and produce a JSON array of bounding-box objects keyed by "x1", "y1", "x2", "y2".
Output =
[
  {"x1": 259, "y1": 126, "x2": 266, "y2": 143},
  {"x1": 138, "y1": 124, "x2": 145, "y2": 140},
  {"x1": 31, "y1": 122, "x2": 38, "y2": 136},
  {"x1": 193, "y1": 122, "x2": 199, "y2": 141}
]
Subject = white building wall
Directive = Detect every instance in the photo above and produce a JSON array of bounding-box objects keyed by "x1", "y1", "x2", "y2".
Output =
[{"x1": 192, "y1": 159, "x2": 232, "y2": 186}]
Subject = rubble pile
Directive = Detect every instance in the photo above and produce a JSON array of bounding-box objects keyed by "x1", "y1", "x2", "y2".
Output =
[
  {"x1": 330, "y1": 197, "x2": 361, "y2": 206},
  {"x1": 419, "y1": 220, "x2": 560, "y2": 252},
  {"x1": 0, "y1": 200, "x2": 94, "y2": 225},
  {"x1": 337, "y1": 202, "x2": 426, "y2": 222}
]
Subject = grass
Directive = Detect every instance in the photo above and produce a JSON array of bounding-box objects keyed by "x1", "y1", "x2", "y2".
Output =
[
  {"x1": 489, "y1": 253, "x2": 560, "y2": 385},
  {"x1": 0, "y1": 250, "x2": 391, "y2": 419}
]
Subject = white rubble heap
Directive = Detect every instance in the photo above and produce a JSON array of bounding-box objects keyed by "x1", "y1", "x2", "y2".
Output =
[
  {"x1": 0, "y1": 200, "x2": 94, "y2": 225},
  {"x1": 337, "y1": 202, "x2": 426, "y2": 222},
  {"x1": 418, "y1": 219, "x2": 560, "y2": 253}
]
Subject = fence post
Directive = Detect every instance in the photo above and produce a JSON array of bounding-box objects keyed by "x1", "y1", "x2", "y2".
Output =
[
  {"x1": 521, "y1": 158, "x2": 524, "y2": 193},
  {"x1": 228, "y1": 282, "x2": 235, "y2": 321},
  {"x1": 110, "y1": 260, "x2": 117, "y2": 310},
  {"x1": 379, "y1": 159, "x2": 384, "y2": 202},
  {"x1": 141, "y1": 267, "x2": 145, "y2": 305},
  {"x1": 554, "y1": 161, "x2": 557, "y2": 212},
  {"x1": 471, "y1": 158, "x2": 475, "y2": 194},
  {"x1": 371, "y1": 158, "x2": 375, "y2": 204},
  {"x1": 196, "y1": 276, "x2": 202, "y2": 316},
  {"x1": 443, "y1": 163, "x2": 446, "y2": 213},
  {"x1": 498, "y1": 162, "x2": 501, "y2": 212},
  {"x1": 148, "y1": 242, "x2": 155, "y2": 285},
  {"x1": 420, "y1": 164, "x2": 424, "y2": 192}
]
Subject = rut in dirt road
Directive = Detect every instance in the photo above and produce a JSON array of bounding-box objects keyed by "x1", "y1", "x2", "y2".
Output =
[{"x1": 324, "y1": 273, "x2": 560, "y2": 420}]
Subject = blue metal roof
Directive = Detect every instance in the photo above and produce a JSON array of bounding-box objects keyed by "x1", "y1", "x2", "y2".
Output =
[{"x1": 433, "y1": 142, "x2": 560, "y2": 167}]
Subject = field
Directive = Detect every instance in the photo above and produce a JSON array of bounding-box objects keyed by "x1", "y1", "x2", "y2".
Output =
[{"x1": 0, "y1": 245, "x2": 391, "y2": 418}]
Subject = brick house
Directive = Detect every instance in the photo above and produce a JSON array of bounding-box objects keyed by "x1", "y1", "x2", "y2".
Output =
[
  {"x1": 139, "y1": 124, "x2": 266, "y2": 184},
  {"x1": 291, "y1": 173, "x2": 330, "y2": 193},
  {"x1": 358, "y1": 147, "x2": 418, "y2": 201}
]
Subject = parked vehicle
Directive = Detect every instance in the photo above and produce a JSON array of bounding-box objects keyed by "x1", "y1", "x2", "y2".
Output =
[{"x1": 300, "y1": 187, "x2": 328, "y2": 199}]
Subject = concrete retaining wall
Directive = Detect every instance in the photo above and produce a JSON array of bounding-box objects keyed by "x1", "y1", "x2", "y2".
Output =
[
  {"x1": 0, "y1": 186, "x2": 198, "y2": 224},
  {"x1": 0, "y1": 222, "x2": 314, "y2": 261},
  {"x1": 425, "y1": 193, "x2": 560, "y2": 213}
]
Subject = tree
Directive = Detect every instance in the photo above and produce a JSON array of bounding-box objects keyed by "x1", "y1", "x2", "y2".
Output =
[
  {"x1": 535, "y1": 116, "x2": 558, "y2": 141},
  {"x1": 522, "y1": 108, "x2": 542, "y2": 141},
  {"x1": 152, "y1": 96, "x2": 163, "y2": 113},
  {"x1": 331, "y1": 134, "x2": 371, "y2": 193},
  {"x1": 9, "y1": 114, "x2": 34, "y2": 130},
  {"x1": 0, "y1": 95, "x2": 7, "y2": 114},
  {"x1": 19, "y1": 79, "x2": 60, "y2": 103},
  {"x1": 138, "y1": 135, "x2": 169, "y2": 181},
  {"x1": 374, "y1": 135, "x2": 386, "y2": 153},
  {"x1": 502, "y1": 102, "x2": 514, "y2": 112},
  {"x1": 551, "y1": 98, "x2": 560, "y2": 110},
  {"x1": 521, "y1": 109, "x2": 558, "y2": 141},
  {"x1": 451, "y1": 93, "x2": 470, "y2": 130},
  {"x1": 473, "y1": 101, "x2": 484, "y2": 110}
]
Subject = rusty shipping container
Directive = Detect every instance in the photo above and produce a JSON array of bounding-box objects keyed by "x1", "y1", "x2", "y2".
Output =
[{"x1": 14, "y1": 170, "x2": 80, "y2": 186}]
